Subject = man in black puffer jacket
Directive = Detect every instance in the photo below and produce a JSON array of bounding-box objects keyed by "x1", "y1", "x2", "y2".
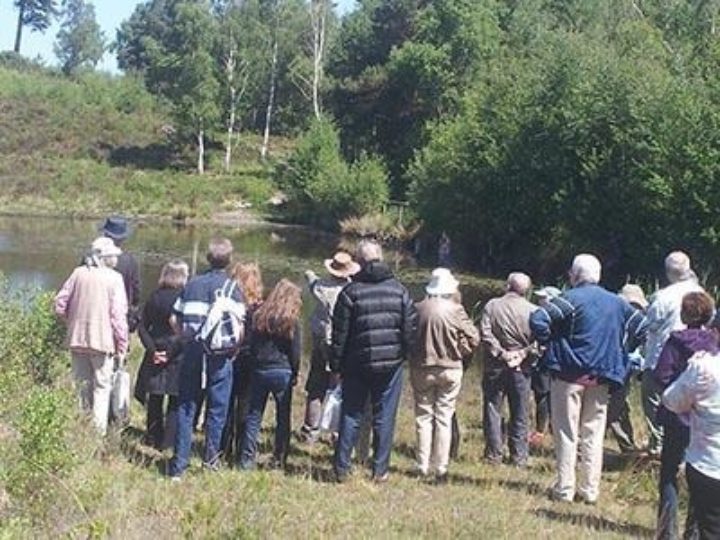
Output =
[{"x1": 331, "y1": 239, "x2": 418, "y2": 483}]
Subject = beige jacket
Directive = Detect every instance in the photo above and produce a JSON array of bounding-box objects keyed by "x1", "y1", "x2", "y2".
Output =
[
  {"x1": 411, "y1": 297, "x2": 480, "y2": 369},
  {"x1": 54, "y1": 265, "x2": 129, "y2": 355}
]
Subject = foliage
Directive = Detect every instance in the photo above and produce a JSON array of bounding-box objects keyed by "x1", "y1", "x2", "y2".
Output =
[
  {"x1": 277, "y1": 117, "x2": 388, "y2": 226},
  {"x1": 53, "y1": 0, "x2": 106, "y2": 76},
  {"x1": 12, "y1": 0, "x2": 59, "y2": 53}
]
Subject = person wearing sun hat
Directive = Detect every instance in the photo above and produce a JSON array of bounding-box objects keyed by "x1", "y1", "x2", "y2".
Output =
[
  {"x1": 299, "y1": 252, "x2": 360, "y2": 442},
  {"x1": 410, "y1": 268, "x2": 479, "y2": 481},
  {"x1": 100, "y1": 216, "x2": 141, "y2": 332},
  {"x1": 54, "y1": 236, "x2": 129, "y2": 435}
]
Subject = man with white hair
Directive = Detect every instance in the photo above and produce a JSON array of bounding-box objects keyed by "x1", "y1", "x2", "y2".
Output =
[
  {"x1": 530, "y1": 254, "x2": 644, "y2": 503},
  {"x1": 480, "y1": 272, "x2": 538, "y2": 467},
  {"x1": 331, "y1": 239, "x2": 417, "y2": 483},
  {"x1": 642, "y1": 251, "x2": 703, "y2": 457}
]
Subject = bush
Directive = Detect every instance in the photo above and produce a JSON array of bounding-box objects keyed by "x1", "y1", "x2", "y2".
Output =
[{"x1": 277, "y1": 117, "x2": 389, "y2": 227}]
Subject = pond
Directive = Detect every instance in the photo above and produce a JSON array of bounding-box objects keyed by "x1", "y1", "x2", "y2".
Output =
[{"x1": 0, "y1": 216, "x2": 499, "y2": 316}]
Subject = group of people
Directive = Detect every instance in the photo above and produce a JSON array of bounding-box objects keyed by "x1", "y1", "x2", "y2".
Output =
[{"x1": 52, "y1": 217, "x2": 720, "y2": 539}]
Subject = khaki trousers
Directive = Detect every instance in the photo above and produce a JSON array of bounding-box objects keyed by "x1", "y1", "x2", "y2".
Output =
[
  {"x1": 550, "y1": 377, "x2": 609, "y2": 502},
  {"x1": 71, "y1": 350, "x2": 114, "y2": 435},
  {"x1": 411, "y1": 366, "x2": 463, "y2": 475}
]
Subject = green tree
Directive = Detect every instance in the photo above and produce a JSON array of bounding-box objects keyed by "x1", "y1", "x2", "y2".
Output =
[
  {"x1": 144, "y1": 1, "x2": 220, "y2": 174},
  {"x1": 53, "y1": 0, "x2": 105, "y2": 76},
  {"x1": 13, "y1": 0, "x2": 59, "y2": 54}
]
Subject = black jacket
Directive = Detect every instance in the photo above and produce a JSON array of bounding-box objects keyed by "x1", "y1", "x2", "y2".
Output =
[
  {"x1": 247, "y1": 321, "x2": 302, "y2": 379},
  {"x1": 134, "y1": 286, "x2": 183, "y2": 401},
  {"x1": 331, "y1": 261, "x2": 417, "y2": 374}
]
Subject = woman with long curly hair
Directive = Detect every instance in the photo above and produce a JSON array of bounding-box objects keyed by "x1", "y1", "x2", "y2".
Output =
[
  {"x1": 222, "y1": 262, "x2": 265, "y2": 462},
  {"x1": 238, "y1": 278, "x2": 303, "y2": 469}
]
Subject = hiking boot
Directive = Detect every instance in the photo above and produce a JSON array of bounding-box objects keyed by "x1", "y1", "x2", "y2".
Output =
[{"x1": 372, "y1": 472, "x2": 389, "y2": 484}]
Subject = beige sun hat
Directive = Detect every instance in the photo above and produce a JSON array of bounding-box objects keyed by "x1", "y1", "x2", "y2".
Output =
[
  {"x1": 426, "y1": 268, "x2": 460, "y2": 296},
  {"x1": 324, "y1": 252, "x2": 360, "y2": 278},
  {"x1": 619, "y1": 284, "x2": 648, "y2": 310},
  {"x1": 91, "y1": 236, "x2": 122, "y2": 258}
]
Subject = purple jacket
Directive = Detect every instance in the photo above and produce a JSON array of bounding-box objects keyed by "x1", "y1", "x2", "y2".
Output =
[{"x1": 654, "y1": 328, "x2": 719, "y2": 389}]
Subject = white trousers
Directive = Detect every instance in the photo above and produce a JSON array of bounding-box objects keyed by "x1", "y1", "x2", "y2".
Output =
[
  {"x1": 71, "y1": 350, "x2": 114, "y2": 435},
  {"x1": 550, "y1": 377, "x2": 609, "y2": 502}
]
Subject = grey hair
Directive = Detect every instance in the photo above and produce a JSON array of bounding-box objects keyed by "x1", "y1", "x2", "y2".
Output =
[
  {"x1": 158, "y1": 259, "x2": 189, "y2": 289},
  {"x1": 665, "y1": 251, "x2": 692, "y2": 283},
  {"x1": 570, "y1": 254, "x2": 601, "y2": 286},
  {"x1": 506, "y1": 272, "x2": 532, "y2": 295},
  {"x1": 207, "y1": 237, "x2": 233, "y2": 269},
  {"x1": 356, "y1": 239, "x2": 383, "y2": 264}
]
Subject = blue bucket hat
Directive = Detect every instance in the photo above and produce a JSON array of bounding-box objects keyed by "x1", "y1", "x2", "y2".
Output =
[{"x1": 99, "y1": 216, "x2": 131, "y2": 241}]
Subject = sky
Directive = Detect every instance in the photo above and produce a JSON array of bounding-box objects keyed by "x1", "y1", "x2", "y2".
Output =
[{"x1": 1, "y1": 0, "x2": 357, "y2": 73}]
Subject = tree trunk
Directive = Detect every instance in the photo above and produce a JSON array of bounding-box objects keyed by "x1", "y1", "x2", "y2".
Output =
[
  {"x1": 311, "y1": 0, "x2": 327, "y2": 119},
  {"x1": 260, "y1": 39, "x2": 278, "y2": 161},
  {"x1": 224, "y1": 48, "x2": 237, "y2": 173},
  {"x1": 197, "y1": 129, "x2": 205, "y2": 175},
  {"x1": 14, "y1": 1, "x2": 25, "y2": 54}
]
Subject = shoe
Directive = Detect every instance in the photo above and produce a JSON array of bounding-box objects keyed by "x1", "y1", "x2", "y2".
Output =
[
  {"x1": 548, "y1": 489, "x2": 573, "y2": 503},
  {"x1": 510, "y1": 459, "x2": 528, "y2": 469},
  {"x1": 335, "y1": 468, "x2": 349, "y2": 484},
  {"x1": 372, "y1": 472, "x2": 389, "y2": 484},
  {"x1": 574, "y1": 493, "x2": 597, "y2": 506},
  {"x1": 434, "y1": 473, "x2": 449, "y2": 485},
  {"x1": 202, "y1": 460, "x2": 221, "y2": 472},
  {"x1": 168, "y1": 475, "x2": 182, "y2": 483}
]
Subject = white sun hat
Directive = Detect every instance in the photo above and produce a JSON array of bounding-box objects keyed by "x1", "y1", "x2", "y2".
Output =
[
  {"x1": 91, "y1": 236, "x2": 122, "y2": 258},
  {"x1": 425, "y1": 268, "x2": 459, "y2": 296}
]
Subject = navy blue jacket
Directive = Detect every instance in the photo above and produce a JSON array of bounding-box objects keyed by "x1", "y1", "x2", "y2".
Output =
[{"x1": 529, "y1": 283, "x2": 645, "y2": 386}]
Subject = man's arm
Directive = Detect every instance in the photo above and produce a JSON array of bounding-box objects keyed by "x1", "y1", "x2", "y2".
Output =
[
  {"x1": 54, "y1": 269, "x2": 77, "y2": 318},
  {"x1": 330, "y1": 288, "x2": 352, "y2": 373},
  {"x1": 456, "y1": 304, "x2": 480, "y2": 350},
  {"x1": 529, "y1": 296, "x2": 573, "y2": 343},
  {"x1": 479, "y1": 302, "x2": 505, "y2": 358},
  {"x1": 663, "y1": 358, "x2": 700, "y2": 414},
  {"x1": 401, "y1": 289, "x2": 418, "y2": 358},
  {"x1": 110, "y1": 275, "x2": 129, "y2": 356}
]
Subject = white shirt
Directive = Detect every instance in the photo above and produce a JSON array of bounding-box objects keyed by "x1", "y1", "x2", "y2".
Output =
[{"x1": 643, "y1": 278, "x2": 703, "y2": 370}]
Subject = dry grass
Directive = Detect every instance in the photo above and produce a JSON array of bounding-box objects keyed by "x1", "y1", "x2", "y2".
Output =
[{"x1": 16, "y1": 351, "x2": 664, "y2": 539}]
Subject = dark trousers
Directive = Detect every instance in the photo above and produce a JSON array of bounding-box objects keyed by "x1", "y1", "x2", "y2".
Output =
[
  {"x1": 221, "y1": 362, "x2": 252, "y2": 462},
  {"x1": 239, "y1": 368, "x2": 293, "y2": 469},
  {"x1": 146, "y1": 394, "x2": 178, "y2": 450},
  {"x1": 169, "y1": 346, "x2": 234, "y2": 476},
  {"x1": 658, "y1": 414, "x2": 697, "y2": 540},
  {"x1": 531, "y1": 368, "x2": 551, "y2": 433},
  {"x1": 483, "y1": 367, "x2": 531, "y2": 465},
  {"x1": 607, "y1": 376, "x2": 636, "y2": 453},
  {"x1": 687, "y1": 463, "x2": 720, "y2": 540},
  {"x1": 334, "y1": 365, "x2": 404, "y2": 477}
]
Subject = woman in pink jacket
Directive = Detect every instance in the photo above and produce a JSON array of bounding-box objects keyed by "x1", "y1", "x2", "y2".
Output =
[{"x1": 54, "y1": 237, "x2": 129, "y2": 435}]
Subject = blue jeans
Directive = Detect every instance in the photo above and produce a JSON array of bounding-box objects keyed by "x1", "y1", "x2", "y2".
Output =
[
  {"x1": 239, "y1": 368, "x2": 293, "y2": 469},
  {"x1": 169, "y1": 344, "x2": 234, "y2": 477},
  {"x1": 483, "y1": 366, "x2": 531, "y2": 465},
  {"x1": 334, "y1": 365, "x2": 404, "y2": 478},
  {"x1": 658, "y1": 413, "x2": 697, "y2": 540}
]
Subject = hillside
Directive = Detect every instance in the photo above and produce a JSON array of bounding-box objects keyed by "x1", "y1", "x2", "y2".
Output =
[{"x1": 0, "y1": 65, "x2": 275, "y2": 220}]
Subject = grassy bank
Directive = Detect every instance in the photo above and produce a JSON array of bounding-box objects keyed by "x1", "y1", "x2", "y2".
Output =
[
  {"x1": 0, "y1": 67, "x2": 278, "y2": 221},
  {"x1": 0, "y1": 285, "x2": 663, "y2": 539}
]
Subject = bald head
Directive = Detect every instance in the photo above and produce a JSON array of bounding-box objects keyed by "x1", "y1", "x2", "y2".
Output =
[
  {"x1": 569, "y1": 254, "x2": 601, "y2": 286},
  {"x1": 356, "y1": 239, "x2": 383, "y2": 265},
  {"x1": 506, "y1": 272, "x2": 532, "y2": 295}
]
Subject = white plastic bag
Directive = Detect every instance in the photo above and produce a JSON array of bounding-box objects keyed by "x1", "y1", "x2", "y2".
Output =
[
  {"x1": 110, "y1": 365, "x2": 130, "y2": 424},
  {"x1": 319, "y1": 385, "x2": 342, "y2": 433}
]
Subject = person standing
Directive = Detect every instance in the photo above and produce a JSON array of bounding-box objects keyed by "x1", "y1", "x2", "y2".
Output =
[
  {"x1": 411, "y1": 268, "x2": 479, "y2": 481},
  {"x1": 654, "y1": 292, "x2": 717, "y2": 540},
  {"x1": 332, "y1": 239, "x2": 418, "y2": 483},
  {"x1": 605, "y1": 284, "x2": 648, "y2": 454},
  {"x1": 100, "y1": 216, "x2": 141, "y2": 331},
  {"x1": 134, "y1": 260, "x2": 189, "y2": 450},
  {"x1": 238, "y1": 279, "x2": 302, "y2": 470},
  {"x1": 54, "y1": 237, "x2": 129, "y2": 435},
  {"x1": 529, "y1": 286, "x2": 561, "y2": 448},
  {"x1": 299, "y1": 252, "x2": 359, "y2": 442},
  {"x1": 530, "y1": 254, "x2": 645, "y2": 503},
  {"x1": 168, "y1": 238, "x2": 244, "y2": 479},
  {"x1": 663, "y1": 351, "x2": 720, "y2": 539},
  {"x1": 643, "y1": 251, "x2": 703, "y2": 457},
  {"x1": 480, "y1": 273, "x2": 539, "y2": 467}
]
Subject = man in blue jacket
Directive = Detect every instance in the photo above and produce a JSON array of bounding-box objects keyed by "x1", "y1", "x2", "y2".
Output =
[{"x1": 530, "y1": 254, "x2": 644, "y2": 503}]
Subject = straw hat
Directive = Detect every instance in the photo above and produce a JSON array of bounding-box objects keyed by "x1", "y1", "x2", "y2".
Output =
[
  {"x1": 324, "y1": 252, "x2": 360, "y2": 278},
  {"x1": 619, "y1": 284, "x2": 648, "y2": 310},
  {"x1": 91, "y1": 236, "x2": 122, "y2": 258},
  {"x1": 426, "y1": 268, "x2": 460, "y2": 296}
]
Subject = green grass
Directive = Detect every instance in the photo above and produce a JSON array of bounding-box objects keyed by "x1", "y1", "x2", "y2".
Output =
[
  {"x1": 0, "y1": 67, "x2": 278, "y2": 220},
  {"x1": 4, "y1": 341, "x2": 662, "y2": 539}
]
